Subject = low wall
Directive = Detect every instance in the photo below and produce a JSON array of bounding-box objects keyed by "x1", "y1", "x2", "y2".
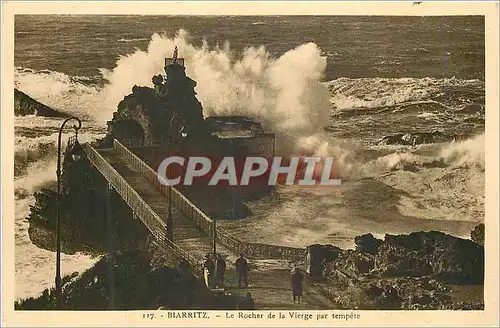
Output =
[
  {"x1": 217, "y1": 133, "x2": 275, "y2": 158},
  {"x1": 112, "y1": 139, "x2": 306, "y2": 262},
  {"x1": 243, "y1": 242, "x2": 307, "y2": 261}
]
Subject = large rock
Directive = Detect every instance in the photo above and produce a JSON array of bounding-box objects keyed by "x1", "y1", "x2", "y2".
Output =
[
  {"x1": 312, "y1": 230, "x2": 484, "y2": 285},
  {"x1": 380, "y1": 231, "x2": 484, "y2": 284},
  {"x1": 355, "y1": 233, "x2": 383, "y2": 254},
  {"x1": 326, "y1": 250, "x2": 375, "y2": 278},
  {"x1": 14, "y1": 89, "x2": 67, "y2": 117},
  {"x1": 28, "y1": 223, "x2": 78, "y2": 255},
  {"x1": 306, "y1": 244, "x2": 342, "y2": 278},
  {"x1": 326, "y1": 275, "x2": 483, "y2": 310},
  {"x1": 471, "y1": 223, "x2": 484, "y2": 246}
]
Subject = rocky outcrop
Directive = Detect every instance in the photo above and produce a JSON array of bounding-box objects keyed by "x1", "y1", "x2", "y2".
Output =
[
  {"x1": 28, "y1": 222, "x2": 81, "y2": 255},
  {"x1": 103, "y1": 86, "x2": 165, "y2": 147},
  {"x1": 344, "y1": 231, "x2": 482, "y2": 284},
  {"x1": 471, "y1": 223, "x2": 484, "y2": 246},
  {"x1": 100, "y1": 61, "x2": 208, "y2": 148},
  {"x1": 355, "y1": 233, "x2": 383, "y2": 254},
  {"x1": 328, "y1": 276, "x2": 483, "y2": 310},
  {"x1": 376, "y1": 231, "x2": 484, "y2": 284},
  {"x1": 310, "y1": 230, "x2": 484, "y2": 310},
  {"x1": 313, "y1": 231, "x2": 484, "y2": 285},
  {"x1": 306, "y1": 244, "x2": 342, "y2": 278},
  {"x1": 27, "y1": 160, "x2": 148, "y2": 255},
  {"x1": 14, "y1": 89, "x2": 67, "y2": 117}
]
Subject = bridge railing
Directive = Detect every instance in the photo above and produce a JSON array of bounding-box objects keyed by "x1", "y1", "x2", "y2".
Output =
[
  {"x1": 112, "y1": 139, "x2": 306, "y2": 262},
  {"x1": 243, "y1": 242, "x2": 307, "y2": 260},
  {"x1": 84, "y1": 143, "x2": 204, "y2": 276},
  {"x1": 118, "y1": 138, "x2": 168, "y2": 149},
  {"x1": 113, "y1": 139, "x2": 172, "y2": 211},
  {"x1": 113, "y1": 139, "x2": 244, "y2": 247},
  {"x1": 84, "y1": 143, "x2": 167, "y2": 240},
  {"x1": 156, "y1": 238, "x2": 204, "y2": 277}
]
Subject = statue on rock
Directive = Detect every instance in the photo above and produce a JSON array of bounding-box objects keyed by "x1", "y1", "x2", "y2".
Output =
[{"x1": 100, "y1": 46, "x2": 210, "y2": 149}]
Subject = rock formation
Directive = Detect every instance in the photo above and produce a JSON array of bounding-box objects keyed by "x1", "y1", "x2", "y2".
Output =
[
  {"x1": 100, "y1": 58, "x2": 209, "y2": 149},
  {"x1": 14, "y1": 89, "x2": 67, "y2": 117},
  {"x1": 27, "y1": 157, "x2": 149, "y2": 255},
  {"x1": 471, "y1": 223, "x2": 485, "y2": 246},
  {"x1": 308, "y1": 230, "x2": 484, "y2": 310}
]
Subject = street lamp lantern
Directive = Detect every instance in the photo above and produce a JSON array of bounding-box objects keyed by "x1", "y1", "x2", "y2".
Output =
[
  {"x1": 69, "y1": 139, "x2": 84, "y2": 162},
  {"x1": 166, "y1": 117, "x2": 189, "y2": 241},
  {"x1": 55, "y1": 116, "x2": 82, "y2": 309},
  {"x1": 180, "y1": 126, "x2": 188, "y2": 138},
  {"x1": 72, "y1": 153, "x2": 81, "y2": 162}
]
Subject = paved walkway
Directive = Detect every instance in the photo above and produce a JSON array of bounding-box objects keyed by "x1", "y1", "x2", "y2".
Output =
[{"x1": 96, "y1": 147, "x2": 336, "y2": 309}]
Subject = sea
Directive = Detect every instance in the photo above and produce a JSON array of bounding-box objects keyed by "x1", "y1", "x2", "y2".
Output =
[{"x1": 13, "y1": 15, "x2": 485, "y2": 300}]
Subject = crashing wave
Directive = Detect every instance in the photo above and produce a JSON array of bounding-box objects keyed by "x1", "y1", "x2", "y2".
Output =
[
  {"x1": 14, "y1": 67, "x2": 102, "y2": 120},
  {"x1": 117, "y1": 37, "x2": 150, "y2": 43},
  {"x1": 326, "y1": 76, "x2": 484, "y2": 112},
  {"x1": 377, "y1": 131, "x2": 463, "y2": 146}
]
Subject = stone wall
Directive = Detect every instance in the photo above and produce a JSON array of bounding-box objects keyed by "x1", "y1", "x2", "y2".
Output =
[
  {"x1": 217, "y1": 133, "x2": 275, "y2": 158},
  {"x1": 241, "y1": 133, "x2": 276, "y2": 158}
]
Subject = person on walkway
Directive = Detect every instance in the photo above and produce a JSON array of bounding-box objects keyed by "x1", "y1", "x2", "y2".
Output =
[
  {"x1": 291, "y1": 267, "x2": 304, "y2": 304},
  {"x1": 203, "y1": 254, "x2": 215, "y2": 288},
  {"x1": 235, "y1": 253, "x2": 249, "y2": 288},
  {"x1": 216, "y1": 253, "x2": 226, "y2": 287}
]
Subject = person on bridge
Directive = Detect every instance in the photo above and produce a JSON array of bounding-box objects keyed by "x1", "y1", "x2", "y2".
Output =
[
  {"x1": 291, "y1": 267, "x2": 304, "y2": 304},
  {"x1": 204, "y1": 254, "x2": 215, "y2": 288},
  {"x1": 235, "y1": 253, "x2": 249, "y2": 288},
  {"x1": 216, "y1": 253, "x2": 226, "y2": 287}
]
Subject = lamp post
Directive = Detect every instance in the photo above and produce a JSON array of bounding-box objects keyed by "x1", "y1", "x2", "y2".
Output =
[
  {"x1": 166, "y1": 114, "x2": 187, "y2": 241},
  {"x1": 55, "y1": 116, "x2": 82, "y2": 309},
  {"x1": 212, "y1": 218, "x2": 217, "y2": 289}
]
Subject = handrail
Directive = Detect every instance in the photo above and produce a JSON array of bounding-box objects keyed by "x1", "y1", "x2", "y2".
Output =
[
  {"x1": 113, "y1": 140, "x2": 243, "y2": 249},
  {"x1": 117, "y1": 137, "x2": 169, "y2": 149},
  {"x1": 155, "y1": 238, "x2": 204, "y2": 277},
  {"x1": 112, "y1": 139, "x2": 307, "y2": 261},
  {"x1": 84, "y1": 144, "x2": 167, "y2": 240},
  {"x1": 84, "y1": 143, "x2": 205, "y2": 275}
]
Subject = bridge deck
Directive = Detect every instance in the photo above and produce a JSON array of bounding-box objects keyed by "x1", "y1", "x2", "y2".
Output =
[{"x1": 96, "y1": 147, "x2": 337, "y2": 309}]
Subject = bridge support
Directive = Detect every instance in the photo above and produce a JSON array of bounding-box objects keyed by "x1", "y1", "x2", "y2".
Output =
[
  {"x1": 134, "y1": 213, "x2": 149, "y2": 250},
  {"x1": 105, "y1": 182, "x2": 117, "y2": 310},
  {"x1": 167, "y1": 187, "x2": 174, "y2": 241}
]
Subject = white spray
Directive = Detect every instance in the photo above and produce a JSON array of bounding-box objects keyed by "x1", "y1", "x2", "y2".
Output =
[{"x1": 99, "y1": 30, "x2": 331, "y2": 155}]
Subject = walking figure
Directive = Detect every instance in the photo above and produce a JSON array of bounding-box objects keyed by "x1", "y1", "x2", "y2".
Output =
[
  {"x1": 203, "y1": 254, "x2": 215, "y2": 288},
  {"x1": 291, "y1": 267, "x2": 304, "y2": 304},
  {"x1": 216, "y1": 254, "x2": 226, "y2": 287},
  {"x1": 235, "y1": 253, "x2": 249, "y2": 288}
]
